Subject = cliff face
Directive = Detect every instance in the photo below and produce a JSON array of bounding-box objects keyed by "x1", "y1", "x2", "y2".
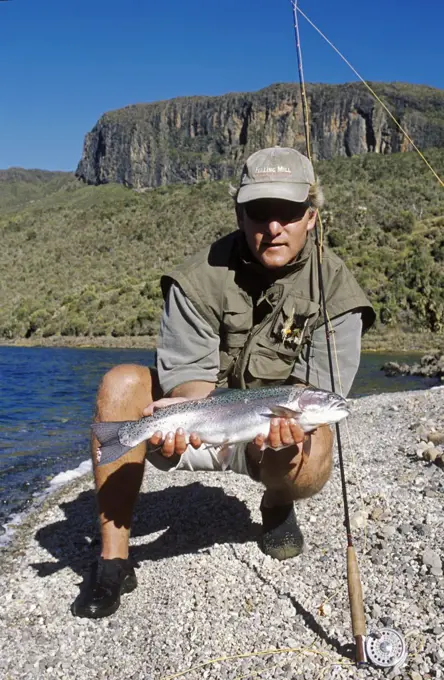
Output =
[{"x1": 76, "y1": 82, "x2": 444, "y2": 189}]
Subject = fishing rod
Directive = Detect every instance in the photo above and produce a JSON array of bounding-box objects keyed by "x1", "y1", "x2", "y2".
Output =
[{"x1": 290, "y1": 1, "x2": 408, "y2": 670}]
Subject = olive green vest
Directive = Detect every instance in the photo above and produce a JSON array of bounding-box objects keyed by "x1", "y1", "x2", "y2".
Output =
[{"x1": 161, "y1": 231, "x2": 375, "y2": 389}]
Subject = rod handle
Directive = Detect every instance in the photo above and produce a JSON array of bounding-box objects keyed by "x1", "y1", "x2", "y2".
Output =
[{"x1": 347, "y1": 546, "x2": 366, "y2": 638}]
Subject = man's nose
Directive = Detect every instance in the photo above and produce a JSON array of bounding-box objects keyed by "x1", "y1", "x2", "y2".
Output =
[{"x1": 266, "y1": 220, "x2": 283, "y2": 237}]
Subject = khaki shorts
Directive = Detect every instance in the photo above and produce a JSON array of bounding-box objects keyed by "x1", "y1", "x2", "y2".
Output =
[{"x1": 145, "y1": 442, "x2": 251, "y2": 476}]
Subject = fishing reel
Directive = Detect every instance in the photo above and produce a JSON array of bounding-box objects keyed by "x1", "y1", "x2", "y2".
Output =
[{"x1": 363, "y1": 628, "x2": 408, "y2": 670}]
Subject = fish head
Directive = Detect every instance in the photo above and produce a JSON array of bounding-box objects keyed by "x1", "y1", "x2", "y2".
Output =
[{"x1": 290, "y1": 387, "x2": 350, "y2": 431}]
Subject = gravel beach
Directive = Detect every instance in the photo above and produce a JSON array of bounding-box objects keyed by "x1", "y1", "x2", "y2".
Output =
[{"x1": 1, "y1": 387, "x2": 443, "y2": 680}]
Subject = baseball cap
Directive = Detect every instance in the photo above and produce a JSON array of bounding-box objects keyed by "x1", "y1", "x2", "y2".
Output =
[{"x1": 237, "y1": 147, "x2": 315, "y2": 204}]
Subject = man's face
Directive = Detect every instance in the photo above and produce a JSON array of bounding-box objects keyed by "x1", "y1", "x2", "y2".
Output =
[{"x1": 238, "y1": 198, "x2": 317, "y2": 269}]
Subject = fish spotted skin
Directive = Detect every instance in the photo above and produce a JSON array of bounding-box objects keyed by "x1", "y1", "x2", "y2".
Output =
[{"x1": 91, "y1": 385, "x2": 350, "y2": 467}]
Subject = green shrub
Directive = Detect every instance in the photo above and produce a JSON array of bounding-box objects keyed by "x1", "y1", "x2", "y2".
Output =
[
  {"x1": 382, "y1": 211, "x2": 415, "y2": 235},
  {"x1": 61, "y1": 315, "x2": 89, "y2": 336}
]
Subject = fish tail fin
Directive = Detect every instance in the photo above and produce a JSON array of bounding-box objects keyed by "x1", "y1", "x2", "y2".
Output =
[{"x1": 91, "y1": 421, "x2": 134, "y2": 466}]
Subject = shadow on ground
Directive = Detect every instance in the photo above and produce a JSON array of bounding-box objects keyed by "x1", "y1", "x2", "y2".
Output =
[
  {"x1": 30, "y1": 475, "x2": 352, "y2": 659},
  {"x1": 31, "y1": 479, "x2": 259, "y2": 578}
]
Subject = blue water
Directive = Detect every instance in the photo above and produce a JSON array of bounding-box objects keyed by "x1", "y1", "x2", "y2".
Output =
[{"x1": 0, "y1": 346, "x2": 438, "y2": 530}]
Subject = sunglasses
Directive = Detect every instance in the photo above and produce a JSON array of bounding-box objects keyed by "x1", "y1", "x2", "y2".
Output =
[{"x1": 243, "y1": 199, "x2": 310, "y2": 224}]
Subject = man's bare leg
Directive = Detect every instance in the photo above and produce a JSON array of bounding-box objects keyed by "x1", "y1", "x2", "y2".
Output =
[
  {"x1": 259, "y1": 424, "x2": 334, "y2": 505},
  {"x1": 93, "y1": 364, "x2": 161, "y2": 559},
  {"x1": 71, "y1": 364, "x2": 161, "y2": 618},
  {"x1": 246, "y1": 424, "x2": 334, "y2": 560}
]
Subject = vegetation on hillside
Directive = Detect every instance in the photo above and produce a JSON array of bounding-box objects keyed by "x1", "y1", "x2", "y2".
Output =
[
  {"x1": 0, "y1": 168, "x2": 73, "y2": 213},
  {"x1": 0, "y1": 150, "x2": 443, "y2": 343}
]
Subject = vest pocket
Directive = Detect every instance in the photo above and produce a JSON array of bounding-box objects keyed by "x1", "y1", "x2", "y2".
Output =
[
  {"x1": 221, "y1": 297, "x2": 252, "y2": 351},
  {"x1": 222, "y1": 294, "x2": 252, "y2": 331},
  {"x1": 246, "y1": 346, "x2": 296, "y2": 384}
]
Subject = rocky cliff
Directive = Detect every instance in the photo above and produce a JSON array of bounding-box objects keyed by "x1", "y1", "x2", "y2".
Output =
[{"x1": 76, "y1": 82, "x2": 444, "y2": 189}]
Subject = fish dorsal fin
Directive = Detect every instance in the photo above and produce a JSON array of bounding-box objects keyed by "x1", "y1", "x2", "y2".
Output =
[{"x1": 269, "y1": 406, "x2": 302, "y2": 418}]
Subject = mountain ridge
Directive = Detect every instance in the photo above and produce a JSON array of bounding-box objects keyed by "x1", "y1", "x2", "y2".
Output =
[{"x1": 75, "y1": 81, "x2": 444, "y2": 189}]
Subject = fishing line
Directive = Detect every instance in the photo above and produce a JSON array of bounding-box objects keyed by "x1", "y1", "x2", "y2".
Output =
[
  {"x1": 292, "y1": 3, "x2": 444, "y2": 188},
  {"x1": 290, "y1": 0, "x2": 409, "y2": 670},
  {"x1": 159, "y1": 646, "x2": 354, "y2": 680}
]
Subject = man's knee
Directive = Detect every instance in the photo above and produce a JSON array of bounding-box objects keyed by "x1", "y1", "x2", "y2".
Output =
[
  {"x1": 96, "y1": 364, "x2": 159, "y2": 417},
  {"x1": 292, "y1": 445, "x2": 333, "y2": 499},
  {"x1": 260, "y1": 426, "x2": 334, "y2": 501},
  {"x1": 99, "y1": 364, "x2": 149, "y2": 395},
  {"x1": 291, "y1": 426, "x2": 333, "y2": 499}
]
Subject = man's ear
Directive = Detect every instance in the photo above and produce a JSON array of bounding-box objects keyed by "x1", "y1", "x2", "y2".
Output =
[
  {"x1": 306, "y1": 209, "x2": 317, "y2": 232},
  {"x1": 235, "y1": 203, "x2": 244, "y2": 231}
]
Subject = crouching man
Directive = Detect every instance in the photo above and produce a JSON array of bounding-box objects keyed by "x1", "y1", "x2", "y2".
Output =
[{"x1": 72, "y1": 147, "x2": 374, "y2": 618}]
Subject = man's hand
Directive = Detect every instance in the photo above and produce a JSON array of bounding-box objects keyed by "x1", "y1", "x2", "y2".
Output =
[
  {"x1": 252, "y1": 418, "x2": 306, "y2": 451},
  {"x1": 143, "y1": 396, "x2": 202, "y2": 458}
]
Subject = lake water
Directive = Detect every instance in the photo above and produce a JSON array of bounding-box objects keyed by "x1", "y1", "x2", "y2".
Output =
[{"x1": 0, "y1": 345, "x2": 438, "y2": 533}]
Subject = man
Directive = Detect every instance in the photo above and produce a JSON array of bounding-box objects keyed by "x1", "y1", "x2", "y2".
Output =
[{"x1": 72, "y1": 147, "x2": 375, "y2": 619}]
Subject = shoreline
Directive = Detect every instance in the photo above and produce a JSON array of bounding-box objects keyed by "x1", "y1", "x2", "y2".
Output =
[
  {"x1": 1, "y1": 385, "x2": 443, "y2": 680},
  {"x1": 1, "y1": 329, "x2": 443, "y2": 353},
  {"x1": 0, "y1": 335, "x2": 157, "y2": 350}
]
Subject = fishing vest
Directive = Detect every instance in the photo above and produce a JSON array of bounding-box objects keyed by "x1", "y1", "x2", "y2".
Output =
[{"x1": 161, "y1": 231, "x2": 375, "y2": 389}]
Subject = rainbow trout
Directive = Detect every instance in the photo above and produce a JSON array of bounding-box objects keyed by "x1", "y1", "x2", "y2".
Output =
[{"x1": 92, "y1": 385, "x2": 350, "y2": 467}]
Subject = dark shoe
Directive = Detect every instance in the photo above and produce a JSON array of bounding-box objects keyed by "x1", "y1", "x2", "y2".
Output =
[
  {"x1": 71, "y1": 557, "x2": 138, "y2": 619},
  {"x1": 260, "y1": 496, "x2": 304, "y2": 560}
]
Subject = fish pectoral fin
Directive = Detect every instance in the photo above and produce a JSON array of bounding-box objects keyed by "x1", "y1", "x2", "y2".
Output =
[
  {"x1": 216, "y1": 441, "x2": 233, "y2": 471},
  {"x1": 269, "y1": 406, "x2": 302, "y2": 419},
  {"x1": 201, "y1": 439, "x2": 229, "y2": 451}
]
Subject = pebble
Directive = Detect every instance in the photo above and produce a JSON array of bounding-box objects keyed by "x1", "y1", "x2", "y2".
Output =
[
  {"x1": 424, "y1": 489, "x2": 436, "y2": 498},
  {"x1": 380, "y1": 616, "x2": 394, "y2": 627},
  {"x1": 378, "y1": 525, "x2": 396, "y2": 539},
  {"x1": 422, "y1": 549, "x2": 442, "y2": 570},
  {"x1": 427, "y1": 431, "x2": 444, "y2": 445},
  {"x1": 423, "y1": 448, "x2": 440, "y2": 462},
  {"x1": 416, "y1": 425, "x2": 429, "y2": 439},
  {"x1": 371, "y1": 603, "x2": 382, "y2": 618},
  {"x1": 370, "y1": 507, "x2": 384, "y2": 521},
  {"x1": 350, "y1": 510, "x2": 368, "y2": 530}
]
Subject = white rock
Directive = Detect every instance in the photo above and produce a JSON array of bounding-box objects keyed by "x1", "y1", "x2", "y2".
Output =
[
  {"x1": 423, "y1": 548, "x2": 442, "y2": 570},
  {"x1": 350, "y1": 510, "x2": 368, "y2": 531}
]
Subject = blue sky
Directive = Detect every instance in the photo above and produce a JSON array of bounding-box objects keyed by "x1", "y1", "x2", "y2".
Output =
[{"x1": 1, "y1": 0, "x2": 443, "y2": 171}]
